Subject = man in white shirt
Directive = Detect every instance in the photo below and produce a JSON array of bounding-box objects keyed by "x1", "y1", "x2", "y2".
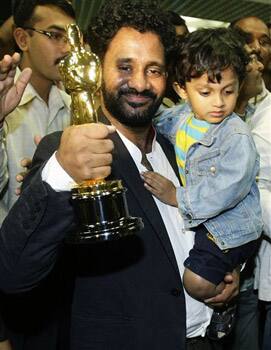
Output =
[
  {"x1": 226, "y1": 18, "x2": 271, "y2": 350},
  {"x1": 251, "y1": 85, "x2": 271, "y2": 350},
  {"x1": 0, "y1": 1, "x2": 239, "y2": 349},
  {"x1": 0, "y1": 0, "x2": 75, "y2": 224}
]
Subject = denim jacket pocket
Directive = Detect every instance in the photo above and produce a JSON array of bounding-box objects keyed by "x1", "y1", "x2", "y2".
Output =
[{"x1": 195, "y1": 148, "x2": 221, "y2": 177}]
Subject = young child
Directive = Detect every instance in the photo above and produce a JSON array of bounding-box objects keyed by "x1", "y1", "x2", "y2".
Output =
[{"x1": 141, "y1": 28, "x2": 263, "y2": 339}]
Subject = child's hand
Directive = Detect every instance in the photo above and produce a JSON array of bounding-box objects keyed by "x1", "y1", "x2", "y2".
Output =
[{"x1": 141, "y1": 171, "x2": 178, "y2": 207}]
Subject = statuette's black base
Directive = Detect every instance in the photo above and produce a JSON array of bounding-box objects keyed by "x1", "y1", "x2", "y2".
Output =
[
  {"x1": 66, "y1": 216, "x2": 143, "y2": 244},
  {"x1": 66, "y1": 180, "x2": 144, "y2": 244}
]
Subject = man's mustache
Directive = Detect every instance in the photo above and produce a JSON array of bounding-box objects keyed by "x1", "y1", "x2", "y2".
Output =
[{"x1": 118, "y1": 87, "x2": 156, "y2": 99}]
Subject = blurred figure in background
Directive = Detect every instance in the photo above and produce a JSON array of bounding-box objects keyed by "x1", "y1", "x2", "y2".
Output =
[
  {"x1": 0, "y1": 0, "x2": 16, "y2": 59},
  {"x1": 263, "y1": 22, "x2": 271, "y2": 91},
  {"x1": 0, "y1": 16, "x2": 15, "y2": 59},
  {"x1": 162, "y1": 11, "x2": 189, "y2": 108},
  {"x1": 167, "y1": 10, "x2": 189, "y2": 37},
  {"x1": 232, "y1": 16, "x2": 271, "y2": 94},
  {"x1": 223, "y1": 19, "x2": 271, "y2": 350},
  {"x1": 0, "y1": 0, "x2": 75, "y2": 226},
  {"x1": 0, "y1": 1, "x2": 74, "y2": 349}
]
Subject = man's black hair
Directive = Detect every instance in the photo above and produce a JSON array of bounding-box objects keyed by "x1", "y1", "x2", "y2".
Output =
[
  {"x1": 0, "y1": 0, "x2": 13, "y2": 25},
  {"x1": 13, "y1": 0, "x2": 75, "y2": 28},
  {"x1": 174, "y1": 27, "x2": 249, "y2": 86},
  {"x1": 86, "y1": 0, "x2": 176, "y2": 64}
]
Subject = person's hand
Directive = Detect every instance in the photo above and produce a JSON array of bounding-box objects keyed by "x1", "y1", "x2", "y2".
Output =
[
  {"x1": 204, "y1": 269, "x2": 240, "y2": 307},
  {"x1": 141, "y1": 171, "x2": 178, "y2": 206},
  {"x1": 15, "y1": 135, "x2": 42, "y2": 196},
  {"x1": 56, "y1": 123, "x2": 115, "y2": 183},
  {"x1": 15, "y1": 157, "x2": 32, "y2": 195},
  {"x1": 0, "y1": 53, "x2": 32, "y2": 125}
]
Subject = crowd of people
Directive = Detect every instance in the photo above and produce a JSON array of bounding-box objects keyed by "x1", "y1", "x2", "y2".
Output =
[{"x1": 0, "y1": 1, "x2": 270, "y2": 350}]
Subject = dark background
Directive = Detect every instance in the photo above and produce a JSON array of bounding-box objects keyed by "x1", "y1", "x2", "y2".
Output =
[{"x1": 1, "y1": 0, "x2": 271, "y2": 29}]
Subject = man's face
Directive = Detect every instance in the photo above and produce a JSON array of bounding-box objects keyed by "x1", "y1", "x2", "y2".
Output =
[
  {"x1": 234, "y1": 17, "x2": 271, "y2": 69},
  {"x1": 102, "y1": 27, "x2": 167, "y2": 127},
  {"x1": 268, "y1": 25, "x2": 271, "y2": 72},
  {"x1": 240, "y1": 50, "x2": 264, "y2": 99},
  {"x1": 18, "y1": 5, "x2": 75, "y2": 82}
]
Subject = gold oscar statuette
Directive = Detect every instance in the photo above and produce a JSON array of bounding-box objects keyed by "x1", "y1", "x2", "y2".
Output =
[{"x1": 59, "y1": 24, "x2": 143, "y2": 243}]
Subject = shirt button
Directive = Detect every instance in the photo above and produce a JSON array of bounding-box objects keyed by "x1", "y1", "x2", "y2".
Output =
[
  {"x1": 185, "y1": 169, "x2": 189, "y2": 174},
  {"x1": 171, "y1": 288, "x2": 182, "y2": 297},
  {"x1": 210, "y1": 166, "x2": 216, "y2": 174}
]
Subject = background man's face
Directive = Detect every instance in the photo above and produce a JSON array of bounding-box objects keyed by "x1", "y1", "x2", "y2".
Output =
[
  {"x1": 18, "y1": 5, "x2": 75, "y2": 82},
  {"x1": 241, "y1": 51, "x2": 264, "y2": 99},
  {"x1": 101, "y1": 27, "x2": 167, "y2": 127},
  {"x1": 235, "y1": 17, "x2": 271, "y2": 69}
]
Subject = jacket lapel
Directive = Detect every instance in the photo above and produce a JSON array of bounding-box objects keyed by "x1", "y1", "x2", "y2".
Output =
[
  {"x1": 109, "y1": 130, "x2": 180, "y2": 276},
  {"x1": 157, "y1": 133, "x2": 180, "y2": 182}
]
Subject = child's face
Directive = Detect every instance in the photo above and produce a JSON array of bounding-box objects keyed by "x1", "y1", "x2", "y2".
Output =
[{"x1": 177, "y1": 67, "x2": 240, "y2": 123}]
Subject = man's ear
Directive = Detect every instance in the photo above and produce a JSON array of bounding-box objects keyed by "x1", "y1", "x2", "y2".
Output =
[
  {"x1": 173, "y1": 82, "x2": 188, "y2": 100},
  {"x1": 13, "y1": 27, "x2": 30, "y2": 52}
]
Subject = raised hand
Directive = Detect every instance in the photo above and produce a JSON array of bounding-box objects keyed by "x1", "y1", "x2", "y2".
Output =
[
  {"x1": 15, "y1": 135, "x2": 43, "y2": 196},
  {"x1": 0, "y1": 53, "x2": 32, "y2": 125}
]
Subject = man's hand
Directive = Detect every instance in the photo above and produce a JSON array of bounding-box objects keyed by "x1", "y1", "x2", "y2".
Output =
[
  {"x1": 15, "y1": 158, "x2": 33, "y2": 196},
  {"x1": 15, "y1": 135, "x2": 42, "y2": 196},
  {"x1": 0, "y1": 53, "x2": 32, "y2": 125},
  {"x1": 141, "y1": 171, "x2": 178, "y2": 206},
  {"x1": 204, "y1": 269, "x2": 240, "y2": 307},
  {"x1": 56, "y1": 123, "x2": 115, "y2": 183}
]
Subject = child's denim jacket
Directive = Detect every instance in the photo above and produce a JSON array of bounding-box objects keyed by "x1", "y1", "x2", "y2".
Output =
[{"x1": 155, "y1": 104, "x2": 263, "y2": 250}]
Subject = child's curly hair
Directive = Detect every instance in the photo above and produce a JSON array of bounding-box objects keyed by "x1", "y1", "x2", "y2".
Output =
[{"x1": 173, "y1": 27, "x2": 250, "y2": 86}]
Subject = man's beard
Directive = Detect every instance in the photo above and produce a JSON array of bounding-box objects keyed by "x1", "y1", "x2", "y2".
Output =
[{"x1": 102, "y1": 83, "x2": 163, "y2": 127}]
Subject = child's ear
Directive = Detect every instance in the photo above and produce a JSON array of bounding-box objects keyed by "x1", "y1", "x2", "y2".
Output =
[{"x1": 173, "y1": 82, "x2": 188, "y2": 100}]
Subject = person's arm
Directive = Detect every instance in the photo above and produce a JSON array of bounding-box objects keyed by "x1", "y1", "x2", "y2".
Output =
[
  {"x1": 153, "y1": 103, "x2": 189, "y2": 143},
  {"x1": 0, "y1": 123, "x2": 115, "y2": 293},
  {"x1": 176, "y1": 132, "x2": 258, "y2": 220},
  {"x1": 140, "y1": 171, "x2": 178, "y2": 206}
]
